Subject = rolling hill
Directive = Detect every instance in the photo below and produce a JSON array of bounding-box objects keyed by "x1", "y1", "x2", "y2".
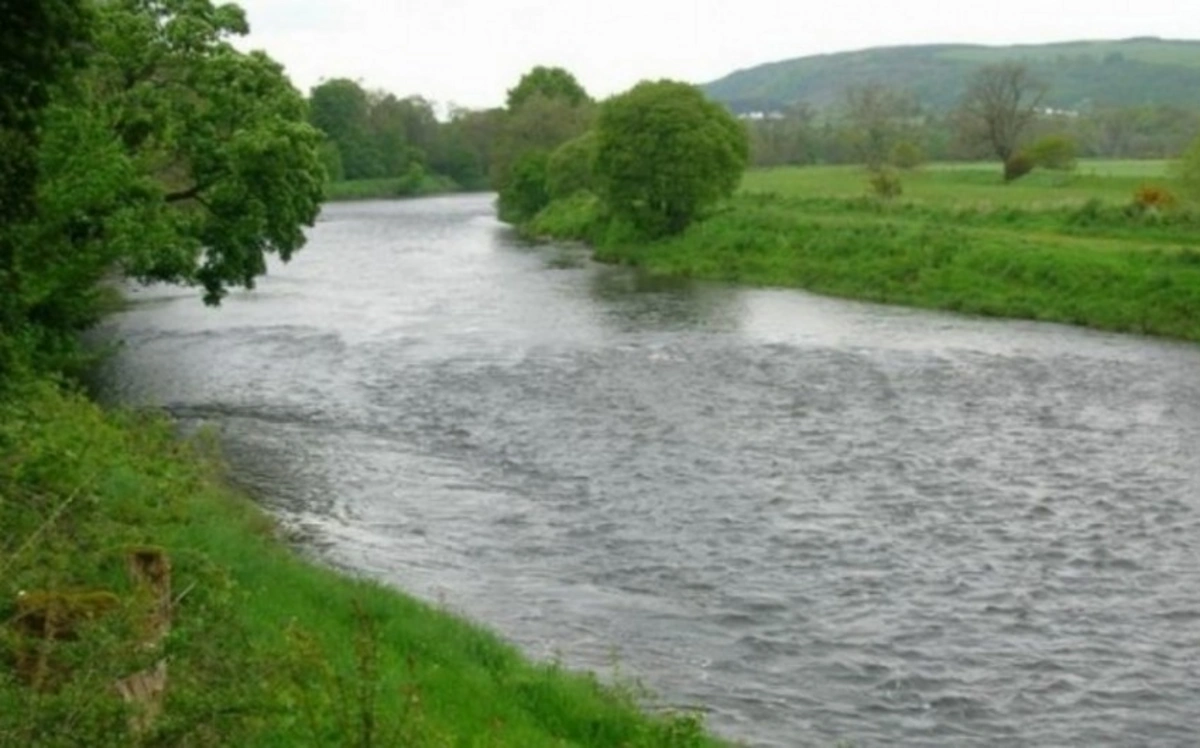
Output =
[{"x1": 702, "y1": 38, "x2": 1200, "y2": 113}]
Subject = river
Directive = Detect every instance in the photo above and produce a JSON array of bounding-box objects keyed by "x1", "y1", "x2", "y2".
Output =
[{"x1": 92, "y1": 195, "x2": 1200, "y2": 746}]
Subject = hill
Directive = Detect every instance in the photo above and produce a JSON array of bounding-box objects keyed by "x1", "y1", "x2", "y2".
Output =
[{"x1": 702, "y1": 38, "x2": 1200, "y2": 113}]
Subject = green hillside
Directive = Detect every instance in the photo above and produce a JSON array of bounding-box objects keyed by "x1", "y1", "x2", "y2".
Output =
[{"x1": 703, "y1": 38, "x2": 1200, "y2": 113}]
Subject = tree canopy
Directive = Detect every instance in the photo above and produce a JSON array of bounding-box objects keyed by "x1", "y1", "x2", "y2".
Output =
[
  {"x1": 506, "y1": 66, "x2": 590, "y2": 110},
  {"x1": 594, "y1": 80, "x2": 748, "y2": 237},
  {"x1": 1, "y1": 0, "x2": 325, "y2": 374}
]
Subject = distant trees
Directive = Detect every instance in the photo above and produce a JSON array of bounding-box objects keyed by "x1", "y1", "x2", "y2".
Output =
[
  {"x1": 494, "y1": 67, "x2": 594, "y2": 222},
  {"x1": 506, "y1": 66, "x2": 590, "y2": 110},
  {"x1": 594, "y1": 80, "x2": 748, "y2": 237},
  {"x1": 842, "y1": 84, "x2": 919, "y2": 169},
  {"x1": 954, "y1": 63, "x2": 1048, "y2": 180}
]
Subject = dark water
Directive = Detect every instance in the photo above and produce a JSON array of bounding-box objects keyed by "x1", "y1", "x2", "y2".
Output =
[{"x1": 93, "y1": 195, "x2": 1200, "y2": 746}]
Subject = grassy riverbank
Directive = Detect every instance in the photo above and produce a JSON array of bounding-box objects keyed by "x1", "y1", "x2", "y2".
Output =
[
  {"x1": 0, "y1": 378, "x2": 718, "y2": 746},
  {"x1": 324, "y1": 173, "x2": 467, "y2": 201},
  {"x1": 528, "y1": 162, "x2": 1200, "y2": 341}
]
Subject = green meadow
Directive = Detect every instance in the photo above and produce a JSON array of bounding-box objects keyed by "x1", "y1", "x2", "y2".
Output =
[{"x1": 530, "y1": 161, "x2": 1200, "y2": 342}]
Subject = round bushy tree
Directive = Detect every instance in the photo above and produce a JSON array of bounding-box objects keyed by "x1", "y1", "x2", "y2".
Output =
[{"x1": 594, "y1": 80, "x2": 747, "y2": 237}]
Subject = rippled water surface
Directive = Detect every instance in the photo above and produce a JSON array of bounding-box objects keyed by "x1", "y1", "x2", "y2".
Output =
[{"x1": 94, "y1": 196, "x2": 1200, "y2": 746}]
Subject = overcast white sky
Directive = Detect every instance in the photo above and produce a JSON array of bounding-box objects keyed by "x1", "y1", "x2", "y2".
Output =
[{"x1": 233, "y1": 0, "x2": 1199, "y2": 109}]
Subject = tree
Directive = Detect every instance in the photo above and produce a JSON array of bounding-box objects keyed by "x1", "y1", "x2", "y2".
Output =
[
  {"x1": 956, "y1": 63, "x2": 1047, "y2": 180},
  {"x1": 594, "y1": 80, "x2": 748, "y2": 237},
  {"x1": 0, "y1": 0, "x2": 92, "y2": 372},
  {"x1": 310, "y1": 79, "x2": 380, "y2": 179},
  {"x1": 842, "y1": 83, "x2": 918, "y2": 170},
  {"x1": 492, "y1": 93, "x2": 593, "y2": 193},
  {"x1": 506, "y1": 66, "x2": 589, "y2": 110}
]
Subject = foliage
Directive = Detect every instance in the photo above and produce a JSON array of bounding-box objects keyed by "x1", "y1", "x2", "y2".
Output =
[
  {"x1": 498, "y1": 151, "x2": 552, "y2": 224},
  {"x1": 1029, "y1": 134, "x2": 1078, "y2": 171},
  {"x1": 309, "y1": 79, "x2": 382, "y2": 180},
  {"x1": 0, "y1": 0, "x2": 92, "y2": 376},
  {"x1": 492, "y1": 93, "x2": 594, "y2": 190},
  {"x1": 506, "y1": 66, "x2": 590, "y2": 110},
  {"x1": 1004, "y1": 152, "x2": 1037, "y2": 182},
  {"x1": 547, "y1": 132, "x2": 598, "y2": 200},
  {"x1": 867, "y1": 167, "x2": 903, "y2": 199},
  {"x1": 889, "y1": 140, "x2": 925, "y2": 170},
  {"x1": 594, "y1": 80, "x2": 748, "y2": 237}
]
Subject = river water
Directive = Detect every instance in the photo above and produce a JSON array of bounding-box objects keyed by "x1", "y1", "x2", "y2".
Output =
[{"x1": 93, "y1": 195, "x2": 1200, "y2": 746}]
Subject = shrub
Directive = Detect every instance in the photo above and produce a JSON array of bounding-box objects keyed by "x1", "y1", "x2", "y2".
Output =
[
  {"x1": 546, "y1": 132, "x2": 597, "y2": 200},
  {"x1": 1003, "y1": 152, "x2": 1036, "y2": 182},
  {"x1": 497, "y1": 151, "x2": 550, "y2": 223},
  {"x1": 1028, "y1": 135, "x2": 1078, "y2": 171},
  {"x1": 889, "y1": 140, "x2": 924, "y2": 170},
  {"x1": 867, "y1": 167, "x2": 903, "y2": 199}
]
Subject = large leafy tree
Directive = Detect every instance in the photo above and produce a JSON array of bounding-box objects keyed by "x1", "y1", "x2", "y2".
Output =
[
  {"x1": 0, "y1": 0, "x2": 92, "y2": 372},
  {"x1": 594, "y1": 80, "x2": 748, "y2": 237},
  {"x1": 5, "y1": 0, "x2": 324, "y2": 372}
]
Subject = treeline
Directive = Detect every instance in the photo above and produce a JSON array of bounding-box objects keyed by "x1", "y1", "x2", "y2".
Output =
[
  {"x1": 307, "y1": 79, "x2": 503, "y2": 191},
  {"x1": 746, "y1": 82, "x2": 1200, "y2": 169}
]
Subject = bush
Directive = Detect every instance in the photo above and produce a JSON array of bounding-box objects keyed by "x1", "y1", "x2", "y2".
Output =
[
  {"x1": 889, "y1": 140, "x2": 924, "y2": 170},
  {"x1": 1028, "y1": 135, "x2": 1077, "y2": 171},
  {"x1": 867, "y1": 167, "x2": 903, "y2": 199},
  {"x1": 1003, "y1": 152, "x2": 1036, "y2": 182},
  {"x1": 497, "y1": 151, "x2": 550, "y2": 223},
  {"x1": 546, "y1": 132, "x2": 597, "y2": 200},
  {"x1": 595, "y1": 80, "x2": 748, "y2": 238}
]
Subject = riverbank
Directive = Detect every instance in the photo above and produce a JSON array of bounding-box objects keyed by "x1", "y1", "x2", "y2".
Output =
[
  {"x1": 527, "y1": 164, "x2": 1200, "y2": 342},
  {"x1": 325, "y1": 174, "x2": 475, "y2": 202},
  {"x1": 0, "y1": 377, "x2": 718, "y2": 746}
]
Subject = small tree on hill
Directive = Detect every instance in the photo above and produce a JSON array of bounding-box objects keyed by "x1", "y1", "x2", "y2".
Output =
[
  {"x1": 955, "y1": 62, "x2": 1047, "y2": 181},
  {"x1": 594, "y1": 80, "x2": 748, "y2": 238}
]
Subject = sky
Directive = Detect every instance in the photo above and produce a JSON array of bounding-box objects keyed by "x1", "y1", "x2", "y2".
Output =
[{"x1": 232, "y1": 0, "x2": 1200, "y2": 110}]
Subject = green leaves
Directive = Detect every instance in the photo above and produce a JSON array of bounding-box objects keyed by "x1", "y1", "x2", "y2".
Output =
[{"x1": 594, "y1": 80, "x2": 748, "y2": 238}]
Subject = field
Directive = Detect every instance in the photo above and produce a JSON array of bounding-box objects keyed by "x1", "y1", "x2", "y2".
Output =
[
  {"x1": 741, "y1": 160, "x2": 1172, "y2": 208},
  {"x1": 530, "y1": 160, "x2": 1200, "y2": 342}
]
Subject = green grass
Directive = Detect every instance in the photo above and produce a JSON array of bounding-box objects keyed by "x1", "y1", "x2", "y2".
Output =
[
  {"x1": 528, "y1": 161, "x2": 1200, "y2": 342},
  {"x1": 324, "y1": 173, "x2": 465, "y2": 202},
  {"x1": 0, "y1": 378, "x2": 721, "y2": 747},
  {"x1": 741, "y1": 162, "x2": 1172, "y2": 208}
]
